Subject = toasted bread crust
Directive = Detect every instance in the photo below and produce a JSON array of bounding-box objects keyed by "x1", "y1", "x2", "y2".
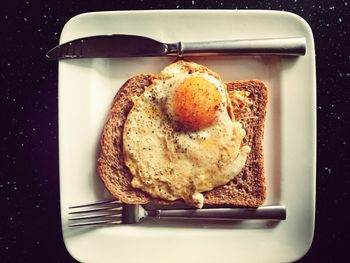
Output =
[
  {"x1": 97, "y1": 74, "x2": 155, "y2": 204},
  {"x1": 98, "y1": 75, "x2": 267, "y2": 207}
]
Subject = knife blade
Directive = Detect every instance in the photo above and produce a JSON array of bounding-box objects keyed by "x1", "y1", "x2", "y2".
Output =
[{"x1": 46, "y1": 34, "x2": 306, "y2": 60}]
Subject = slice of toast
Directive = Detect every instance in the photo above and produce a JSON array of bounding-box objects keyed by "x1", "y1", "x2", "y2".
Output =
[{"x1": 98, "y1": 75, "x2": 267, "y2": 207}]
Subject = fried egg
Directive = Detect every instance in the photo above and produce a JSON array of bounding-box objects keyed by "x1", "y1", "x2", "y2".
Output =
[{"x1": 123, "y1": 60, "x2": 250, "y2": 208}]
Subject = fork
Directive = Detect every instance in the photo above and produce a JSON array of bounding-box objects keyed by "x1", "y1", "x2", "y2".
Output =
[{"x1": 68, "y1": 199, "x2": 286, "y2": 226}]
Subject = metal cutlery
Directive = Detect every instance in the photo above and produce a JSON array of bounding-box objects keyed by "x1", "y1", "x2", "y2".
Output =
[
  {"x1": 68, "y1": 199, "x2": 286, "y2": 227},
  {"x1": 47, "y1": 34, "x2": 306, "y2": 60}
]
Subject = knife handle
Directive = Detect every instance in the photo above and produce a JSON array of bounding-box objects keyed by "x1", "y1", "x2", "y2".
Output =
[{"x1": 179, "y1": 37, "x2": 306, "y2": 56}]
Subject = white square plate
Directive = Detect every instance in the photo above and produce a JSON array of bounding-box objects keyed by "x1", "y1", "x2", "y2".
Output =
[{"x1": 59, "y1": 10, "x2": 316, "y2": 263}]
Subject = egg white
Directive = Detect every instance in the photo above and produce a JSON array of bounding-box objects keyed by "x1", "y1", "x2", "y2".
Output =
[{"x1": 123, "y1": 61, "x2": 250, "y2": 208}]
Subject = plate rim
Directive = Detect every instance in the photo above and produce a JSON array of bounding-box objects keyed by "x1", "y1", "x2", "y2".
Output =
[{"x1": 58, "y1": 9, "x2": 316, "y2": 263}]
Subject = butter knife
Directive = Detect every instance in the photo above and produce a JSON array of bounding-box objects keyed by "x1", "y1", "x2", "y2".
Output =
[{"x1": 46, "y1": 34, "x2": 306, "y2": 60}]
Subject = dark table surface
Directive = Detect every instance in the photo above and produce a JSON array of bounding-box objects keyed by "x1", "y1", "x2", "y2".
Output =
[{"x1": 1, "y1": 0, "x2": 349, "y2": 262}]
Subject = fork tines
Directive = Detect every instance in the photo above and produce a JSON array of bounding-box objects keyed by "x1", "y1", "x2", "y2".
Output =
[{"x1": 68, "y1": 199, "x2": 123, "y2": 227}]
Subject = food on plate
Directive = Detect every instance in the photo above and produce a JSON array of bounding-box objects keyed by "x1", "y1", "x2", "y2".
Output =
[{"x1": 97, "y1": 60, "x2": 267, "y2": 208}]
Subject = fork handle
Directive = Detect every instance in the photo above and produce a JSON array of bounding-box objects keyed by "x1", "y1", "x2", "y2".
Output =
[{"x1": 152, "y1": 205, "x2": 286, "y2": 220}]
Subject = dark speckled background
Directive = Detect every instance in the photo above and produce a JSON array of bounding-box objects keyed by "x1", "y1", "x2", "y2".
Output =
[{"x1": 1, "y1": 0, "x2": 349, "y2": 262}]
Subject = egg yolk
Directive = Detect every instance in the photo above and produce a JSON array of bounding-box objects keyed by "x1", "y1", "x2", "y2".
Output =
[{"x1": 173, "y1": 76, "x2": 222, "y2": 130}]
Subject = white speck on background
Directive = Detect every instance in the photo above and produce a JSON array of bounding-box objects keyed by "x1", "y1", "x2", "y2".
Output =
[
  {"x1": 339, "y1": 18, "x2": 342, "y2": 22},
  {"x1": 325, "y1": 167, "x2": 332, "y2": 173}
]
